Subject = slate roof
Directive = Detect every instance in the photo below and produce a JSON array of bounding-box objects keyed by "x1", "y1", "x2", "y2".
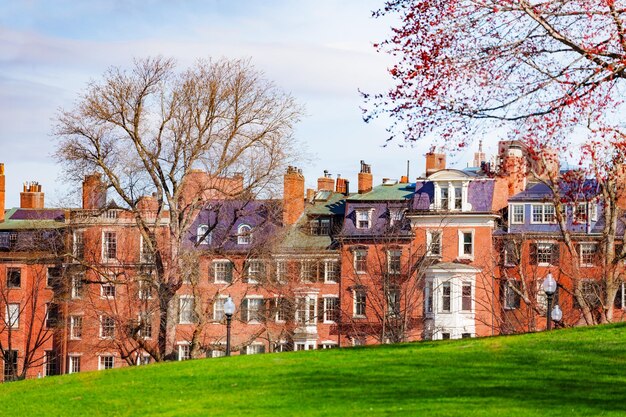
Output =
[
  {"x1": 0, "y1": 208, "x2": 67, "y2": 230},
  {"x1": 411, "y1": 179, "x2": 495, "y2": 212},
  {"x1": 509, "y1": 180, "x2": 600, "y2": 202}
]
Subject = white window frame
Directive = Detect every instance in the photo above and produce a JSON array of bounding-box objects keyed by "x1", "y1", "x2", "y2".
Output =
[
  {"x1": 295, "y1": 295, "x2": 317, "y2": 325},
  {"x1": 426, "y1": 230, "x2": 442, "y2": 257},
  {"x1": 389, "y1": 209, "x2": 404, "y2": 226},
  {"x1": 353, "y1": 250, "x2": 367, "y2": 274},
  {"x1": 294, "y1": 341, "x2": 317, "y2": 351},
  {"x1": 178, "y1": 295, "x2": 195, "y2": 324},
  {"x1": 355, "y1": 209, "x2": 372, "y2": 229},
  {"x1": 511, "y1": 204, "x2": 524, "y2": 224},
  {"x1": 579, "y1": 243, "x2": 597, "y2": 267},
  {"x1": 458, "y1": 230, "x2": 474, "y2": 259},
  {"x1": 323, "y1": 296, "x2": 339, "y2": 323},
  {"x1": 139, "y1": 235, "x2": 154, "y2": 263},
  {"x1": 245, "y1": 343, "x2": 266, "y2": 355},
  {"x1": 213, "y1": 260, "x2": 233, "y2": 284},
  {"x1": 71, "y1": 274, "x2": 84, "y2": 299},
  {"x1": 244, "y1": 296, "x2": 264, "y2": 323},
  {"x1": 536, "y1": 242, "x2": 555, "y2": 266},
  {"x1": 324, "y1": 260, "x2": 339, "y2": 283},
  {"x1": 353, "y1": 289, "x2": 366, "y2": 318},
  {"x1": 424, "y1": 280, "x2": 434, "y2": 316},
  {"x1": 6, "y1": 303, "x2": 19, "y2": 328},
  {"x1": 246, "y1": 259, "x2": 264, "y2": 284},
  {"x1": 99, "y1": 315, "x2": 115, "y2": 339},
  {"x1": 73, "y1": 230, "x2": 84, "y2": 259},
  {"x1": 387, "y1": 249, "x2": 402, "y2": 275},
  {"x1": 68, "y1": 355, "x2": 81, "y2": 374},
  {"x1": 531, "y1": 204, "x2": 557, "y2": 224},
  {"x1": 461, "y1": 281, "x2": 473, "y2": 312},
  {"x1": 274, "y1": 296, "x2": 287, "y2": 323},
  {"x1": 213, "y1": 296, "x2": 227, "y2": 322},
  {"x1": 98, "y1": 355, "x2": 115, "y2": 370},
  {"x1": 102, "y1": 231, "x2": 117, "y2": 262},
  {"x1": 275, "y1": 260, "x2": 287, "y2": 284},
  {"x1": 70, "y1": 315, "x2": 83, "y2": 340},
  {"x1": 196, "y1": 224, "x2": 211, "y2": 245},
  {"x1": 503, "y1": 280, "x2": 521, "y2": 310},
  {"x1": 178, "y1": 343, "x2": 191, "y2": 361},
  {"x1": 321, "y1": 342, "x2": 338, "y2": 349},
  {"x1": 237, "y1": 224, "x2": 252, "y2": 245},
  {"x1": 100, "y1": 282, "x2": 116, "y2": 298},
  {"x1": 441, "y1": 281, "x2": 451, "y2": 313}
]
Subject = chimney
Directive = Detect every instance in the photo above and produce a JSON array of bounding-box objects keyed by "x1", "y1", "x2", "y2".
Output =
[
  {"x1": 0, "y1": 163, "x2": 5, "y2": 222},
  {"x1": 82, "y1": 174, "x2": 107, "y2": 209},
  {"x1": 473, "y1": 139, "x2": 486, "y2": 168},
  {"x1": 20, "y1": 181, "x2": 45, "y2": 209},
  {"x1": 306, "y1": 188, "x2": 316, "y2": 203},
  {"x1": 336, "y1": 175, "x2": 349, "y2": 195},
  {"x1": 532, "y1": 147, "x2": 559, "y2": 181},
  {"x1": 283, "y1": 166, "x2": 305, "y2": 225},
  {"x1": 425, "y1": 152, "x2": 446, "y2": 176},
  {"x1": 358, "y1": 161, "x2": 373, "y2": 194},
  {"x1": 317, "y1": 170, "x2": 334, "y2": 192},
  {"x1": 399, "y1": 175, "x2": 409, "y2": 184}
]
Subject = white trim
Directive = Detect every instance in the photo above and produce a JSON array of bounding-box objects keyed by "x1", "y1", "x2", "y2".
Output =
[{"x1": 457, "y1": 229, "x2": 474, "y2": 260}]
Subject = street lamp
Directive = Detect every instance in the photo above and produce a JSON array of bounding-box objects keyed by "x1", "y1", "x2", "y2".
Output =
[
  {"x1": 224, "y1": 296, "x2": 236, "y2": 356},
  {"x1": 542, "y1": 273, "x2": 557, "y2": 331},
  {"x1": 551, "y1": 304, "x2": 563, "y2": 324}
]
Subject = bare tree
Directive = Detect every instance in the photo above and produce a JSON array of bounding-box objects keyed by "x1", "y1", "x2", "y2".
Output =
[{"x1": 55, "y1": 57, "x2": 303, "y2": 360}]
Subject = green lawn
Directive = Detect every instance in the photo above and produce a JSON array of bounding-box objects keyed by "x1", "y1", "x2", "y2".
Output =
[{"x1": 2, "y1": 324, "x2": 626, "y2": 416}]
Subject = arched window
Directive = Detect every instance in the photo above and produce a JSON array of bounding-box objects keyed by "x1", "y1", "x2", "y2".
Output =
[
  {"x1": 237, "y1": 224, "x2": 252, "y2": 245},
  {"x1": 197, "y1": 224, "x2": 211, "y2": 245}
]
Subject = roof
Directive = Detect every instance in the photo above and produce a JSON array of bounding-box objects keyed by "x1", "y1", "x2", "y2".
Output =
[
  {"x1": 0, "y1": 208, "x2": 67, "y2": 230},
  {"x1": 306, "y1": 192, "x2": 347, "y2": 216},
  {"x1": 348, "y1": 183, "x2": 415, "y2": 201},
  {"x1": 411, "y1": 179, "x2": 495, "y2": 212},
  {"x1": 509, "y1": 180, "x2": 600, "y2": 202}
]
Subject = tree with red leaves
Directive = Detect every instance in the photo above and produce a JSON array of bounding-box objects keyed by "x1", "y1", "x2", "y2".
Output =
[{"x1": 365, "y1": 1, "x2": 626, "y2": 325}]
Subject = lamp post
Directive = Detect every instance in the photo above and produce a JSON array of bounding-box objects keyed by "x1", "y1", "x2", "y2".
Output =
[
  {"x1": 542, "y1": 273, "x2": 557, "y2": 331},
  {"x1": 224, "y1": 296, "x2": 235, "y2": 356},
  {"x1": 551, "y1": 304, "x2": 563, "y2": 326}
]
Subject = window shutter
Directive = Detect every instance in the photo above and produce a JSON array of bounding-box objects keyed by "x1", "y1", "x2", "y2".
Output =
[
  {"x1": 318, "y1": 298, "x2": 325, "y2": 323},
  {"x1": 529, "y1": 243, "x2": 537, "y2": 265},
  {"x1": 209, "y1": 263, "x2": 215, "y2": 283},
  {"x1": 259, "y1": 345, "x2": 266, "y2": 354},
  {"x1": 227, "y1": 261, "x2": 234, "y2": 283},
  {"x1": 240, "y1": 299, "x2": 248, "y2": 322},
  {"x1": 615, "y1": 284, "x2": 623, "y2": 309},
  {"x1": 551, "y1": 244, "x2": 560, "y2": 265},
  {"x1": 242, "y1": 261, "x2": 249, "y2": 283},
  {"x1": 261, "y1": 299, "x2": 269, "y2": 323}
]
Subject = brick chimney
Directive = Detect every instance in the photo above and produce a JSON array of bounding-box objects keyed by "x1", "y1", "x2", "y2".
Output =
[
  {"x1": 0, "y1": 163, "x2": 5, "y2": 222},
  {"x1": 425, "y1": 152, "x2": 446, "y2": 176},
  {"x1": 358, "y1": 161, "x2": 373, "y2": 194},
  {"x1": 20, "y1": 181, "x2": 45, "y2": 209},
  {"x1": 492, "y1": 143, "x2": 528, "y2": 211},
  {"x1": 336, "y1": 175, "x2": 349, "y2": 195},
  {"x1": 283, "y1": 166, "x2": 305, "y2": 225},
  {"x1": 317, "y1": 170, "x2": 334, "y2": 192},
  {"x1": 82, "y1": 174, "x2": 107, "y2": 209}
]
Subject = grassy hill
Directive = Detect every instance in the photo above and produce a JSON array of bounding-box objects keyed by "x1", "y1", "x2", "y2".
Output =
[{"x1": 1, "y1": 324, "x2": 626, "y2": 416}]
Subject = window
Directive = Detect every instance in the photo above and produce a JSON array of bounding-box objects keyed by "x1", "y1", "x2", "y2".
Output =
[
  {"x1": 242, "y1": 298, "x2": 264, "y2": 323},
  {"x1": 355, "y1": 209, "x2": 371, "y2": 229},
  {"x1": 427, "y1": 230, "x2": 442, "y2": 257},
  {"x1": 387, "y1": 287, "x2": 401, "y2": 317},
  {"x1": 579, "y1": 243, "x2": 597, "y2": 267},
  {"x1": 321, "y1": 342, "x2": 338, "y2": 349},
  {"x1": 140, "y1": 236, "x2": 155, "y2": 263},
  {"x1": 6, "y1": 304, "x2": 19, "y2": 328},
  {"x1": 352, "y1": 337, "x2": 366, "y2": 346},
  {"x1": 237, "y1": 224, "x2": 252, "y2": 245},
  {"x1": 68, "y1": 355, "x2": 81, "y2": 374},
  {"x1": 574, "y1": 203, "x2": 587, "y2": 223},
  {"x1": 99, "y1": 356, "x2": 114, "y2": 370},
  {"x1": 532, "y1": 243, "x2": 558, "y2": 266},
  {"x1": 461, "y1": 283, "x2": 472, "y2": 311},
  {"x1": 138, "y1": 313, "x2": 152, "y2": 339},
  {"x1": 100, "y1": 316, "x2": 115, "y2": 338},
  {"x1": 461, "y1": 333, "x2": 472, "y2": 339},
  {"x1": 241, "y1": 344, "x2": 265, "y2": 355},
  {"x1": 511, "y1": 204, "x2": 524, "y2": 224},
  {"x1": 310, "y1": 217, "x2": 331, "y2": 235},
  {"x1": 275, "y1": 261, "x2": 287, "y2": 284},
  {"x1": 503, "y1": 280, "x2": 521, "y2": 310},
  {"x1": 71, "y1": 274, "x2": 84, "y2": 299},
  {"x1": 178, "y1": 344, "x2": 191, "y2": 361},
  {"x1": 295, "y1": 296, "x2": 316, "y2": 325},
  {"x1": 138, "y1": 280, "x2": 153, "y2": 300},
  {"x1": 213, "y1": 297, "x2": 227, "y2": 322},
  {"x1": 353, "y1": 289, "x2": 366, "y2": 317},
  {"x1": 101, "y1": 283, "x2": 116, "y2": 298},
  {"x1": 440, "y1": 187, "x2": 449, "y2": 210},
  {"x1": 503, "y1": 241, "x2": 519, "y2": 266},
  {"x1": 387, "y1": 250, "x2": 402, "y2": 274},
  {"x1": 102, "y1": 231, "x2": 117, "y2": 261},
  {"x1": 179, "y1": 296, "x2": 196, "y2": 324},
  {"x1": 213, "y1": 260, "x2": 233, "y2": 283},
  {"x1": 47, "y1": 267, "x2": 62, "y2": 288},
  {"x1": 211, "y1": 350, "x2": 226, "y2": 358},
  {"x1": 531, "y1": 204, "x2": 556, "y2": 224},
  {"x1": 3, "y1": 350, "x2": 17, "y2": 381},
  {"x1": 300, "y1": 260, "x2": 319, "y2": 282},
  {"x1": 73, "y1": 230, "x2": 84, "y2": 260},
  {"x1": 442, "y1": 282, "x2": 451, "y2": 312},
  {"x1": 273, "y1": 341, "x2": 292, "y2": 352},
  {"x1": 273, "y1": 297, "x2": 290, "y2": 322},
  {"x1": 441, "y1": 333, "x2": 451, "y2": 340},
  {"x1": 389, "y1": 209, "x2": 404, "y2": 227},
  {"x1": 537, "y1": 280, "x2": 560, "y2": 311},
  {"x1": 245, "y1": 260, "x2": 265, "y2": 284},
  {"x1": 459, "y1": 231, "x2": 473, "y2": 258},
  {"x1": 70, "y1": 316, "x2": 83, "y2": 339},
  {"x1": 196, "y1": 224, "x2": 211, "y2": 245},
  {"x1": 44, "y1": 351, "x2": 57, "y2": 377},
  {"x1": 324, "y1": 260, "x2": 339, "y2": 283},
  {"x1": 615, "y1": 282, "x2": 626, "y2": 309},
  {"x1": 353, "y1": 250, "x2": 367, "y2": 273},
  {"x1": 578, "y1": 279, "x2": 600, "y2": 308},
  {"x1": 7, "y1": 268, "x2": 21, "y2": 288},
  {"x1": 454, "y1": 187, "x2": 462, "y2": 210},
  {"x1": 424, "y1": 281, "x2": 433, "y2": 315},
  {"x1": 45, "y1": 303, "x2": 59, "y2": 328},
  {"x1": 323, "y1": 296, "x2": 340, "y2": 322}
]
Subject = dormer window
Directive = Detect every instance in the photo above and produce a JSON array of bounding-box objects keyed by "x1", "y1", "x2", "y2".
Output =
[
  {"x1": 389, "y1": 209, "x2": 405, "y2": 227},
  {"x1": 356, "y1": 209, "x2": 372, "y2": 229},
  {"x1": 432, "y1": 177, "x2": 470, "y2": 212},
  {"x1": 237, "y1": 224, "x2": 252, "y2": 245},
  {"x1": 310, "y1": 217, "x2": 331, "y2": 235},
  {"x1": 197, "y1": 224, "x2": 211, "y2": 245},
  {"x1": 440, "y1": 188, "x2": 449, "y2": 210}
]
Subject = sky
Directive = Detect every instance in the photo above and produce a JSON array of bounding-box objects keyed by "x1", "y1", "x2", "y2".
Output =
[{"x1": 0, "y1": 0, "x2": 486, "y2": 208}]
